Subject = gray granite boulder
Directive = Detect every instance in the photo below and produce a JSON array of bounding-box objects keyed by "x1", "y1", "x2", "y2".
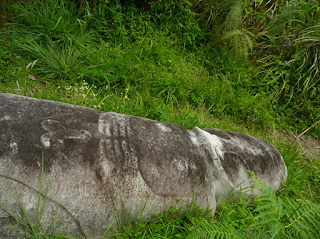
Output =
[{"x1": 0, "y1": 93, "x2": 287, "y2": 238}]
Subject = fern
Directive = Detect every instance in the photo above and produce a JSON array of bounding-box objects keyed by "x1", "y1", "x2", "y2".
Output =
[
  {"x1": 186, "y1": 174, "x2": 320, "y2": 239},
  {"x1": 186, "y1": 218, "x2": 246, "y2": 239},
  {"x1": 224, "y1": 0, "x2": 242, "y2": 31},
  {"x1": 223, "y1": 29, "x2": 253, "y2": 57},
  {"x1": 222, "y1": 0, "x2": 253, "y2": 57}
]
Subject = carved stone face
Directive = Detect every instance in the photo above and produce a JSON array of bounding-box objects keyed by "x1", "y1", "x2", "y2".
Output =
[
  {"x1": 129, "y1": 117, "x2": 208, "y2": 197},
  {"x1": 91, "y1": 112, "x2": 209, "y2": 198}
]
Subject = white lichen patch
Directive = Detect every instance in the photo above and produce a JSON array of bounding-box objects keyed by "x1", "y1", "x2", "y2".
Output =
[
  {"x1": 230, "y1": 135, "x2": 264, "y2": 156},
  {"x1": 192, "y1": 127, "x2": 232, "y2": 199},
  {"x1": 156, "y1": 123, "x2": 172, "y2": 132},
  {"x1": 195, "y1": 127, "x2": 224, "y2": 160},
  {"x1": 188, "y1": 130, "x2": 199, "y2": 146},
  {"x1": 41, "y1": 134, "x2": 51, "y2": 148},
  {"x1": 0, "y1": 115, "x2": 11, "y2": 121},
  {"x1": 9, "y1": 142, "x2": 18, "y2": 154}
]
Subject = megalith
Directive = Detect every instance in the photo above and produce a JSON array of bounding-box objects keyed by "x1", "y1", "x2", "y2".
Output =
[{"x1": 0, "y1": 93, "x2": 287, "y2": 238}]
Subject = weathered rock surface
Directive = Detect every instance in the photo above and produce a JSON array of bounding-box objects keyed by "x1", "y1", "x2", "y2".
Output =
[{"x1": 0, "y1": 93, "x2": 287, "y2": 238}]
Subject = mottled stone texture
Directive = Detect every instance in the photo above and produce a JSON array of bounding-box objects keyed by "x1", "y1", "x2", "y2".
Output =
[{"x1": 0, "y1": 93, "x2": 287, "y2": 238}]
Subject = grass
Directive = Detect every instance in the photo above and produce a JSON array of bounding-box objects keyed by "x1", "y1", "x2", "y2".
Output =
[{"x1": 0, "y1": 0, "x2": 319, "y2": 238}]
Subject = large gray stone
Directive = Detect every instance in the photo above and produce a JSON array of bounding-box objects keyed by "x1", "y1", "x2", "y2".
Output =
[{"x1": 0, "y1": 93, "x2": 287, "y2": 238}]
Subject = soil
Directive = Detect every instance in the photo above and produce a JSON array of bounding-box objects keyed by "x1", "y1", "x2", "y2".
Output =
[{"x1": 272, "y1": 132, "x2": 320, "y2": 160}]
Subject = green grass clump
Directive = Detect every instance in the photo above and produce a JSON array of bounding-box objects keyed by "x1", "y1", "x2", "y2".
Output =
[{"x1": 0, "y1": 0, "x2": 320, "y2": 238}]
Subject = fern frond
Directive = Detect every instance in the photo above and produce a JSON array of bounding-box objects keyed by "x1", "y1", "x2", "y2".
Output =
[
  {"x1": 225, "y1": 0, "x2": 242, "y2": 31},
  {"x1": 186, "y1": 220, "x2": 246, "y2": 239},
  {"x1": 221, "y1": 0, "x2": 253, "y2": 57},
  {"x1": 247, "y1": 179, "x2": 320, "y2": 238},
  {"x1": 223, "y1": 27, "x2": 253, "y2": 57}
]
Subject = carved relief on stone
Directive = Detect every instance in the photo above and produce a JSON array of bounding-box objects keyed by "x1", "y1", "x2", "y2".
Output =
[{"x1": 40, "y1": 119, "x2": 92, "y2": 149}]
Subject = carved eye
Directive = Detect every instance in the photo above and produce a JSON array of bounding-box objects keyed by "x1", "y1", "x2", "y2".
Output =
[{"x1": 171, "y1": 156, "x2": 188, "y2": 178}]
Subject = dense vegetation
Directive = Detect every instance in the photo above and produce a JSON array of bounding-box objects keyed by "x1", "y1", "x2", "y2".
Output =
[{"x1": 0, "y1": 0, "x2": 319, "y2": 238}]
